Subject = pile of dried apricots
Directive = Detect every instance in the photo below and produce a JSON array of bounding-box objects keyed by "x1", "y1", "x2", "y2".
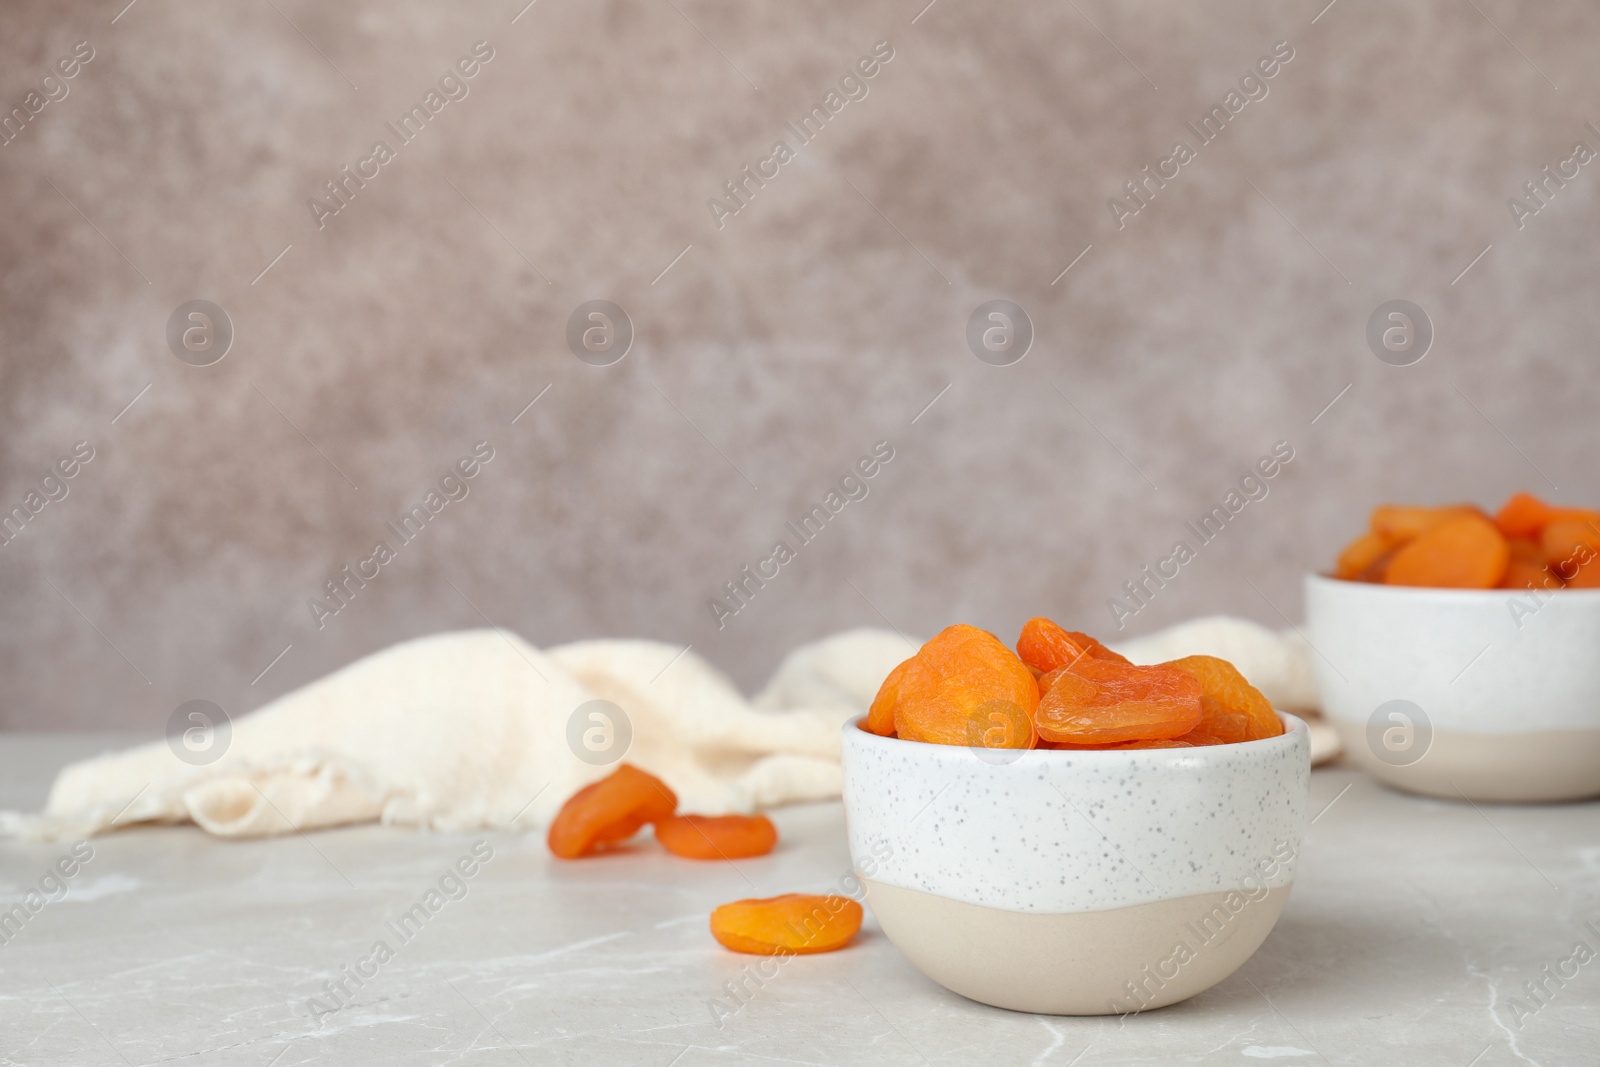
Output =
[
  {"x1": 546, "y1": 762, "x2": 860, "y2": 956},
  {"x1": 1333, "y1": 493, "x2": 1600, "y2": 589},
  {"x1": 863, "y1": 616, "x2": 1284, "y2": 750}
]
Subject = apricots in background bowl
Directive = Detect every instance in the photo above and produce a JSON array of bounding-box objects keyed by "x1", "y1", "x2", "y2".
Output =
[
  {"x1": 1311, "y1": 494, "x2": 1600, "y2": 802},
  {"x1": 1331, "y1": 494, "x2": 1600, "y2": 589}
]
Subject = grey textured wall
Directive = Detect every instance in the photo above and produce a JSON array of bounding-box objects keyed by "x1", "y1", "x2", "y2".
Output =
[{"x1": 2, "y1": 0, "x2": 1595, "y2": 730}]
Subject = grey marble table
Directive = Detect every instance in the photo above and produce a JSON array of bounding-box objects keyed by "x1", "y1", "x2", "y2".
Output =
[{"x1": 0, "y1": 734, "x2": 1595, "y2": 1066}]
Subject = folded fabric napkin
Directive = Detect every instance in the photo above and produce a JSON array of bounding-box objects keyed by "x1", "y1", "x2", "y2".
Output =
[{"x1": 0, "y1": 617, "x2": 1337, "y2": 840}]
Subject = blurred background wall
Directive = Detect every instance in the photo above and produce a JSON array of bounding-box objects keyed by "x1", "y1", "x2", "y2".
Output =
[{"x1": 1, "y1": 0, "x2": 1595, "y2": 730}]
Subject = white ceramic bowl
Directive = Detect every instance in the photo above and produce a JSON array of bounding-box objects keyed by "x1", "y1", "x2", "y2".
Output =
[
  {"x1": 1305, "y1": 573, "x2": 1600, "y2": 802},
  {"x1": 840, "y1": 715, "x2": 1308, "y2": 1015}
]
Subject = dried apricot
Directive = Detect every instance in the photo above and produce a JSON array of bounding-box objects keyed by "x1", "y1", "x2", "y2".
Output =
[
  {"x1": 547, "y1": 764, "x2": 678, "y2": 859},
  {"x1": 1566, "y1": 557, "x2": 1600, "y2": 588},
  {"x1": 1384, "y1": 512, "x2": 1509, "y2": 588},
  {"x1": 1334, "y1": 531, "x2": 1391, "y2": 582},
  {"x1": 1338, "y1": 497, "x2": 1600, "y2": 588},
  {"x1": 710, "y1": 893, "x2": 863, "y2": 955},
  {"x1": 1500, "y1": 538, "x2": 1559, "y2": 591},
  {"x1": 1033, "y1": 658, "x2": 1202, "y2": 745},
  {"x1": 1494, "y1": 492, "x2": 1562, "y2": 540},
  {"x1": 1163, "y1": 655, "x2": 1283, "y2": 743},
  {"x1": 1541, "y1": 519, "x2": 1600, "y2": 580},
  {"x1": 1042, "y1": 737, "x2": 1195, "y2": 750},
  {"x1": 655, "y1": 814, "x2": 777, "y2": 860},
  {"x1": 1017, "y1": 617, "x2": 1128, "y2": 673},
  {"x1": 1371, "y1": 504, "x2": 1480, "y2": 547},
  {"x1": 894, "y1": 625, "x2": 1038, "y2": 749},
  {"x1": 863, "y1": 657, "x2": 911, "y2": 737}
]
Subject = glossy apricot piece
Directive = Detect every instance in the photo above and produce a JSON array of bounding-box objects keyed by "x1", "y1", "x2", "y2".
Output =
[
  {"x1": 655, "y1": 814, "x2": 777, "y2": 860},
  {"x1": 1541, "y1": 519, "x2": 1600, "y2": 578},
  {"x1": 863, "y1": 657, "x2": 912, "y2": 737},
  {"x1": 1500, "y1": 538, "x2": 1559, "y2": 591},
  {"x1": 1384, "y1": 512, "x2": 1509, "y2": 589},
  {"x1": 1173, "y1": 729, "x2": 1230, "y2": 747},
  {"x1": 1494, "y1": 492, "x2": 1562, "y2": 540},
  {"x1": 547, "y1": 764, "x2": 678, "y2": 859},
  {"x1": 1037, "y1": 661, "x2": 1131, "y2": 696},
  {"x1": 894, "y1": 625, "x2": 1038, "y2": 749},
  {"x1": 710, "y1": 893, "x2": 863, "y2": 955},
  {"x1": 1370, "y1": 504, "x2": 1480, "y2": 547},
  {"x1": 1334, "y1": 532, "x2": 1391, "y2": 582},
  {"x1": 1552, "y1": 508, "x2": 1600, "y2": 529},
  {"x1": 1162, "y1": 655, "x2": 1282, "y2": 742},
  {"x1": 1033, "y1": 658, "x2": 1202, "y2": 745},
  {"x1": 1017, "y1": 617, "x2": 1129, "y2": 674},
  {"x1": 1566, "y1": 557, "x2": 1600, "y2": 589},
  {"x1": 1111, "y1": 738, "x2": 1194, "y2": 749},
  {"x1": 1043, "y1": 737, "x2": 1195, "y2": 750}
]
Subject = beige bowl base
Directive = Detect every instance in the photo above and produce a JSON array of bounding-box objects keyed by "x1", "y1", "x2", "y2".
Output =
[
  {"x1": 1332, "y1": 724, "x2": 1600, "y2": 803},
  {"x1": 864, "y1": 879, "x2": 1289, "y2": 1016}
]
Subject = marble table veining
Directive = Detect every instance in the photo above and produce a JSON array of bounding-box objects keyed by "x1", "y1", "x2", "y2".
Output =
[{"x1": 0, "y1": 734, "x2": 1596, "y2": 1066}]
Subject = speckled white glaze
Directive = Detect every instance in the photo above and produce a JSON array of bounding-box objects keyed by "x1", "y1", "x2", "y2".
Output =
[
  {"x1": 1306, "y1": 573, "x2": 1600, "y2": 734},
  {"x1": 840, "y1": 714, "x2": 1308, "y2": 914}
]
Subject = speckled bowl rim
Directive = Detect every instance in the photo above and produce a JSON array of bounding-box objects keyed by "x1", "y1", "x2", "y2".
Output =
[
  {"x1": 843, "y1": 710, "x2": 1308, "y2": 766},
  {"x1": 1306, "y1": 571, "x2": 1600, "y2": 602}
]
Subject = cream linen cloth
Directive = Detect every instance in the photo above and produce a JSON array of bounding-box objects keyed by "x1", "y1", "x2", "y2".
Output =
[{"x1": 0, "y1": 617, "x2": 1335, "y2": 841}]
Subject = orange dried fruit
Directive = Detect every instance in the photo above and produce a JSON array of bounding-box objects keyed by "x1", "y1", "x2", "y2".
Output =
[
  {"x1": 1566, "y1": 556, "x2": 1600, "y2": 589},
  {"x1": 1494, "y1": 492, "x2": 1562, "y2": 540},
  {"x1": 894, "y1": 625, "x2": 1038, "y2": 750},
  {"x1": 655, "y1": 814, "x2": 777, "y2": 860},
  {"x1": 1541, "y1": 519, "x2": 1600, "y2": 580},
  {"x1": 1370, "y1": 504, "x2": 1480, "y2": 547},
  {"x1": 1384, "y1": 512, "x2": 1509, "y2": 589},
  {"x1": 1338, "y1": 497, "x2": 1600, "y2": 589},
  {"x1": 1334, "y1": 531, "x2": 1392, "y2": 582},
  {"x1": 863, "y1": 657, "x2": 911, "y2": 737},
  {"x1": 1500, "y1": 537, "x2": 1558, "y2": 591},
  {"x1": 1033, "y1": 658, "x2": 1202, "y2": 745},
  {"x1": 1163, "y1": 655, "x2": 1283, "y2": 743},
  {"x1": 710, "y1": 893, "x2": 863, "y2": 955},
  {"x1": 1042, "y1": 737, "x2": 1195, "y2": 750},
  {"x1": 1111, "y1": 738, "x2": 1194, "y2": 749},
  {"x1": 1017, "y1": 617, "x2": 1129, "y2": 674},
  {"x1": 546, "y1": 764, "x2": 678, "y2": 860}
]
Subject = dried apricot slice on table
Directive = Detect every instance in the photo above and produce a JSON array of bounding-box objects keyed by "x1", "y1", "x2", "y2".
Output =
[
  {"x1": 894, "y1": 625, "x2": 1038, "y2": 750},
  {"x1": 547, "y1": 763, "x2": 678, "y2": 859},
  {"x1": 1162, "y1": 654, "x2": 1283, "y2": 744},
  {"x1": 1383, "y1": 512, "x2": 1509, "y2": 588},
  {"x1": 1017, "y1": 616, "x2": 1129, "y2": 674},
  {"x1": 655, "y1": 814, "x2": 778, "y2": 860},
  {"x1": 1033, "y1": 659, "x2": 1202, "y2": 745},
  {"x1": 863, "y1": 656, "x2": 912, "y2": 737},
  {"x1": 710, "y1": 893, "x2": 863, "y2": 955}
]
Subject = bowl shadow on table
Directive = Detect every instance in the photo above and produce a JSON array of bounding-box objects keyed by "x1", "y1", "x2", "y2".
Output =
[{"x1": 1152, "y1": 899, "x2": 1445, "y2": 1019}]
